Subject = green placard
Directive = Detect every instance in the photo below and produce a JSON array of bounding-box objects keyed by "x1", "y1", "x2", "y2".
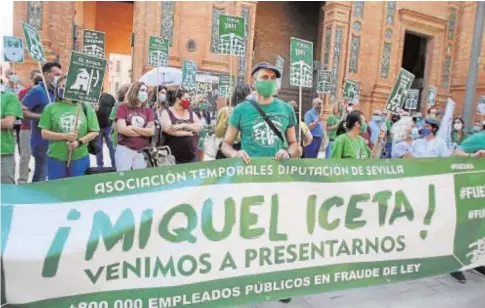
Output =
[
  {"x1": 218, "y1": 14, "x2": 245, "y2": 56},
  {"x1": 343, "y1": 79, "x2": 360, "y2": 100},
  {"x1": 82, "y1": 29, "x2": 105, "y2": 58},
  {"x1": 289, "y1": 37, "x2": 313, "y2": 88},
  {"x1": 385, "y1": 68, "x2": 415, "y2": 114},
  {"x1": 21, "y1": 21, "x2": 46, "y2": 62},
  {"x1": 182, "y1": 60, "x2": 197, "y2": 90},
  {"x1": 404, "y1": 89, "x2": 420, "y2": 110},
  {"x1": 3, "y1": 36, "x2": 24, "y2": 63},
  {"x1": 317, "y1": 70, "x2": 331, "y2": 94},
  {"x1": 275, "y1": 55, "x2": 285, "y2": 88},
  {"x1": 477, "y1": 95, "x2": 485, "y2": 115},
  {"x1": 427, "y1": 86, "x2": 437, "y2": 107},
  {"x1": 218, "y1": 74, "x2": 235, "y2": 98},
  {"x1": 148, "y1": 36, "x2": 169, "y2": 67},
  {"x1": 64, "y1": 51, "x2": 107, "y2": 103}
]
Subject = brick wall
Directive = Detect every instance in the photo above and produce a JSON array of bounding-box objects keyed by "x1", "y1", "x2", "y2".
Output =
[{"x1": 253, "y1": 1, "x2": 321, "y2": 112}]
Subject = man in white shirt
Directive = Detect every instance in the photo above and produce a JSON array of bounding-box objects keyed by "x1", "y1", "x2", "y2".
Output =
[{"x1": 412, "y1": 118, "x2": 450, "y2": 158}]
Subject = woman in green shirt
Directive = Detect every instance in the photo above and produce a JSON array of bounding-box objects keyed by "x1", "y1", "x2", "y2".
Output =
[
  {"x1": 451, "y1": 117, "x2": 467, "y2": 146},
  {"x1": 39, "y1": 76, "x2": 100, "y2": 180},
  {"x1": 331, "y1": 110, "x2": 371, "y2": 159}
]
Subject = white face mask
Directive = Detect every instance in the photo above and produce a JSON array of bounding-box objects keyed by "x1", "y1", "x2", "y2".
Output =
[
  {"x1": 52, "y1": 76, "x2": 60, "y2": 87},
  {"x1": 453, "y1": 123, "x2": 462, "y2": 131},
  {"x1": 346, "y1": 106, "x2": 353, "y2": 113}
]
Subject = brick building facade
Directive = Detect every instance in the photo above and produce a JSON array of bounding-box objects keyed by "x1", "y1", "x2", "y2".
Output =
[{"x1": 11, "y1": 1, "x2": 485, "y2": 119}]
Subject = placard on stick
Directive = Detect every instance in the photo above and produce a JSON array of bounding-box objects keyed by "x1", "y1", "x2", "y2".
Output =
[
  {"x1": 218, "y1": 15, "x2": 245, "y2": 56},
  {"x1": 427, "y1": 86, "x2": 437, "y2": 107},
  {"x1": 148, "y1": 36, "x2": 169, "y2": 67},
  {"x1": 182, "y1": 60, "x2": 197, "y2": 91},
  {"x1": 477, "y1": 95, "x2": 485, "y2": 116},
  {"x1": 317, "y1": 70, "x2": 331, "y2": 94},
  {"x1": 404, "y1": 89, "x2": 420, "y2": 110},
  {"x1": 3, "y1": 36, "x2": 24, "y2": 63},
  {"x1": 289, "y1": 38, "x2": 313, "y2": 88},
  {"x1": 218, "y1": 74, "x2": 235, "y2": 98},
  {"x1": 385, "y1": 68, "x2": 415, "y2": 114},
  {"x1": 275, "y1": 55, "x2": 285, "y2": 89},
  {"x1": 343, "y1": 79, "x2": 360, "y2": 101},
  {"x1": 21, "y1": 21, "x2": 46, "y2": 62},
  {"x1": 64, "y1": 51, "x2": 107, "y2": 103},
  {"x1": 83, "y1": 29, "x2": 105, "y2": 58}
]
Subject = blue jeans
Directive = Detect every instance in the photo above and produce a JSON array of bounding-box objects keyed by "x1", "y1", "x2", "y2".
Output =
[
  {"x1": 304, "y1": 136, "x2": 322, "y2": 158},
  {"x1": 96, "y1": 126, "x2": 116, "y2": 168},
  {"x1": 47, "y1": 155, "x2": 90, "y2": 180},
  {"x1": 326, "y1": 140, "x2": 334, "y2": 159},
  {"x1": 31, "y1": 144, "x2": 48, "y2": 182}
]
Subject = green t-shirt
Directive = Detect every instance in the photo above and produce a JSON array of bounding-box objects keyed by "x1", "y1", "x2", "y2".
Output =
[
  {"x1": 39, "y1": 101, "x2": 100, "y2": 161},
  {"x1": 229, "y1": 99, "x2": 296, "y2": 157},
  {"x1": 458, "y1": 131, "x2": 485, "y2": 153},
  {"x1": 1, "y1": 91, "x2": 23, "y2": 155},
  {"x1": 451, "y1": 131, "x2": 468, "y2": 145},
  {"x1": 326, "y1": 115, "x2": 340, "y2": 141},
  {"x1": 330, "y1": 133, "x2": 371, "y2": 159}
]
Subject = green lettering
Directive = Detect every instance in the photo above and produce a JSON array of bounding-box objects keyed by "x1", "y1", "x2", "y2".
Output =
[
  {"x1": 240, "y1": 196, "x2": 265, "y2": 239},
  {"x1": 390, "y1": 191, "x2": 414, "y2": 225},
  {"x1": 219, "y1": 252, "x2": 237, "y2": 271},
  {"x1": 245, "y1": 249, "x2": 257, "y2": 268},
  {"x1": 106, "y1": 262, "x2": 120, "y2": 280},
  {"x1": 372, "y1": 190, "x2": 392, "y2": 226},
  {"x1": 153, "y1": 257, "x2": 176, "y2": 277},
  {"x1": 85, "y1": 209, "x2": 135, "y2": 261},
  {"x1": 139, "y1": 209, "x2": 153, "y2": 249},
  {"x1": 345, "y1": 194, "x2": 370, "y2": 229},
  {"x1": 84, "y1": 266, "x2": 104, "y2": 284},
  {"x1": 202, "y1": 198, "x2": 235, "y2": 241},
  {"x1": 319, "y1": 196, "x2": 344, "y2": 230},
  {"x1": 159, "y1": 204, "x2": 197, "y2": 243},
  {"x1": 306, "y1": 194, "x2": 317, "y2": 234},
  {"x1": 269, "y1": 194, "x2": 287, "y2": 241}
]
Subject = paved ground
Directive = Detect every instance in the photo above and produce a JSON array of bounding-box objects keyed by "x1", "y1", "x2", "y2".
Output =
[{"x1": 12, "y1": 145, "x2": 485, "y2": 307}]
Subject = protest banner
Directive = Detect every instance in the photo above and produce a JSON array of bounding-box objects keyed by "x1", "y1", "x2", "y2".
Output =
[
  {"x1": 404, "y1": 89, "x2": 419, "y2": 110},
  {"x1": 385, "y1": 68, "x2": 415, "y2": 114},
  {"x1": 218, "y1": 15, "x2": 245, "y2": 56},
  {"x1": 83, "y1": 30, "x2": 106, "y2": 58},
  {"x1": 316, "y1": 70, "x2": 331, "y2": 94},
  {"x1": 290, "y1": 37, "x2": 313, "y2": 141},
  {"x1": 64, "y1": 51, "x2": 107, "y2": 103},
  {"x1": 275, "y1": 55, "x2": 285, "y2": 89},
  {"x1": 2, "y1": 158, "x2": 484, "y2": 308},
  {"x1": 2, "y1": 36, "x2": 24, "y2": 63},
  {"x1": 148, "y1": 36, "x2": 169, "y2": 67},
  {"x1": 218, "y1": 74, "x2": 235, "y2": 98},
  {"x1": 437, "y1": 98, "x2": 456, "y2": 153},
  {"x1": 427, "y1": 86, "x2": 437, "y2": 107},
  {"x1": 477, "y1": 95, "x2": 485, "y2": 116},
  {"x1": 182, "y1": 60, "x2": 197, "y2": 91}
]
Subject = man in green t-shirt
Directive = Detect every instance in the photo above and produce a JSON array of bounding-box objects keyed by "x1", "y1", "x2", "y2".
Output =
[
  {"x1": 1, "y1": 90, "x2": 24, "y2": 184},
  {"x1": 325, "y1": 102, "x2": 344, "y2": 158},
  {"x1": 221, "y1": 62, "x2": 299, "y2": 163}
]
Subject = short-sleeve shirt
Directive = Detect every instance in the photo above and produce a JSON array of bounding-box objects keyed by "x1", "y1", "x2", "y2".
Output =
[
  {"x1": 1, "y1": 91, "x2": 23, "y2": 155},
  {"x1": 18, "y1": 87, "x2": 32, "y2": 130},
  {"x1": 39, "y1": 102, "x2": 100, "y2": 161},
  {"x1": 330, "y1": 133, "x2": 371, "y2": 159},
  {"x1": 229, "y1": 99, "x2": 296, "y2": 157},
  {"x1": 326, "y1": 115, "x2": 340, "y2": 141},
  {"x1": 458, "y1": 131, "x2": 485, "y2": 153},
  {"x1": 412, "y1": 137, "x2": 450, "y2": 158},
  {"x1": 115, "y1": 103, "x2": 154, "y2": 150},
  {"x1": 304, "y1": 108, "x2": 324, "y2": 137},
  {"x1": 22, "y1": 82, "x2": 55, "y2": 148},
  {"x1": 392, "y1": 141, "x2": 414, "y2": 158}
]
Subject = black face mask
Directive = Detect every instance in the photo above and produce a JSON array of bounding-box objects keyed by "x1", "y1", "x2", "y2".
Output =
[{"x1": 34, "y1": 77, "x2": 43, "y2": 85}]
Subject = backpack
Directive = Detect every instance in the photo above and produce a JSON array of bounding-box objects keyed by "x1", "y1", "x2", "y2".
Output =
[{"x1": 81, "y1": 103, "x2": 102, "y2": 155}]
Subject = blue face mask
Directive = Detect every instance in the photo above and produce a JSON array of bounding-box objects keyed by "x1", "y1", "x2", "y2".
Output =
[
  {"x1": 411, "y1": 127, "x2": 419, "y2": 139},
  {"x1": 420, "y1": 128, "x2": 431, "y2": 137},
  {"x1": 372, "y1": 116, "x2": 381, "y2": 122},
  {"x1": 473, "y1": 126, "x2": 481, "y2": 133}
]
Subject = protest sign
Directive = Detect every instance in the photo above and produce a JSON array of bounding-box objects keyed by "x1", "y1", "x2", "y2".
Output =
[
  {"x1": 218, "y1": 74, "x2": 235, "y2": 98},
  {"x1": 427, "y1": 86, "x2": 437, "y2": 107},
  {"x1": 83, "y1": 30, "x2": 105, "y2": 58},
  {"x1": 385, "y1": 68, "x2": 415, "y2": 114},
  {"x1": 64, "y1": 51, "x2": 107, "y2": 103},
  {"x1": 317, "y1": 70, "x2": 331, "y2": 94},
  {"x1": 21, "y1": 21, "x2": 46, "y2": 62},
  {"x1": 2, "y1": 158, "x2": 484, "y2": 308},
  {"x1": 404, "y1": 89, "x2": 420, "y2": 110},
  {"x1": 195, "y1": 73, "x2": 219, "y2": 107},
  {"x1": 218, "y1": 15, "x2": 245, "y2": 56},
  {"x1": 182, "y1": 60, "x2": 198, "y2": 91},
  {"x1": 148, "y1": 36, "x2": 169, "y2": 67},
  {"x1": 275, "y1": 55, "x2": 285, "y2": 89},
  {"x1": 477, "y1": 95, "x2": 485, "y2": 116},
  {"x1": 2, "y1": 36, "x2": 24, "y2": 63},
  {"x1": 289, "y1": 37, "x2": 313, "y2": 88}
]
